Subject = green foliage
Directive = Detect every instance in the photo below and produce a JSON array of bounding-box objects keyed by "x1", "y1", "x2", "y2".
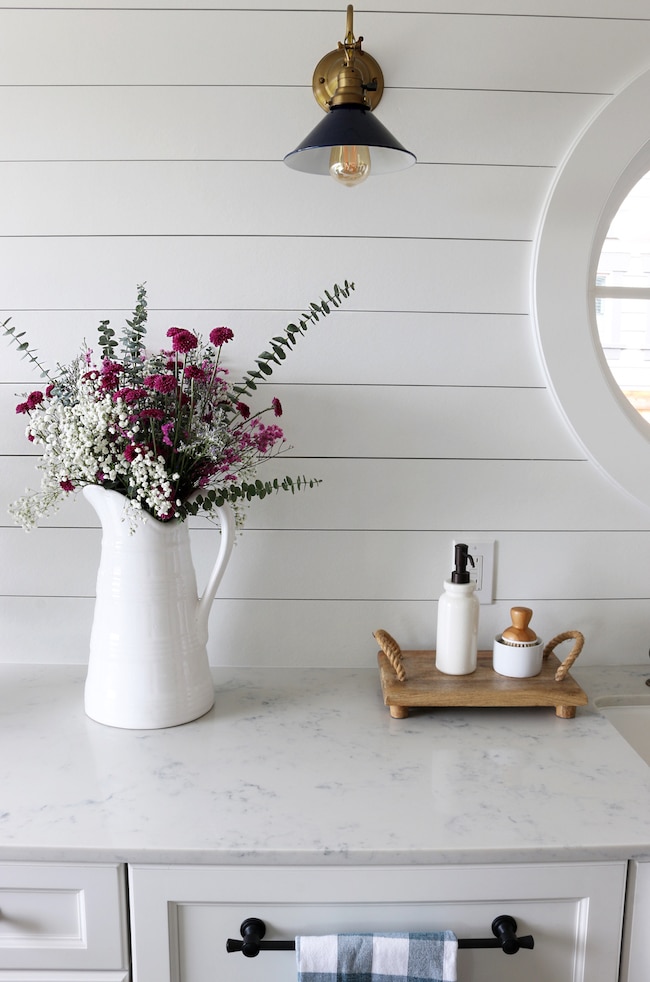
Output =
[
  {"x1": 229, "y1": 280, "x2": 355, "y2": 403},
  {"x1": 120, "y1": 282, "x2": 148, "y2": 363},
  {"x1": 2, "y1": 316, "x2": 54, "y2": 382},
  {"x1": 4, "y1": 278, "x2": 355, "y2": 525},
  {"x1": 181, "y1": 475, "x2": 323, "y2": 519},
  {"x1": 97, "y1": 319, "x2": 117, "y2": 360}
]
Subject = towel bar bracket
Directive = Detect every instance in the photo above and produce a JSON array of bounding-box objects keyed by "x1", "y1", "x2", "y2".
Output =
[{"x1": 225, "y1": 915, "x2": 534, "y2": 958}]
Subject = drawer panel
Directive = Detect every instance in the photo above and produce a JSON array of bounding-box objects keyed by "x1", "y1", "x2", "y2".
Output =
[
  {"x1": 129, "y1": 862, "x2": 627, "y2": 982},
  {"x1": 0, "y1": 863, "x2": 128, "y2": 971}
]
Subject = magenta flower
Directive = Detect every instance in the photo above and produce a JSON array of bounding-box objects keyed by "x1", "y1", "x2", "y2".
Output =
[
  {"x1": 4, "y1": 280, "x2": 354, "y2": 530},
  {"x1": 100, "y1": 359, "x2": 123, "y2": 385},
  {"x1": 100, "y1": 371, "x2": 121, "y2": 391},
  {"x1": 148, "y1": 373, "x2": 177, "y2": 394},
  {"x1": 210, "y1": 326, "x2": 234, "y2": 346},
  {"x1": 167, "y1": 327, "x2": 198, "y2": 353},
  {"x1": 26, "y1": 390, "x2": 44, "y2": 409},
  {"x1": 184, "y1": 364, "x2": 208, "y2": 382},
  {"x1": 254, "y1": 424, "x2": 284, "y2": 454},
  {"x1": 123, "y1": 444, "x2": 140, "y2": 462},
  {"x1": 113, "y1": 386, "x2": 148, "y2": 403},
  {"x1": 161, "y1": 421, "x2": 175, "y2": 447}
]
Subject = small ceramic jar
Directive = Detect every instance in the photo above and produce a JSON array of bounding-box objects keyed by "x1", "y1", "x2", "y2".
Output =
[{"x1": 493, "y1": 636, "x2": 544, "y2": 678}]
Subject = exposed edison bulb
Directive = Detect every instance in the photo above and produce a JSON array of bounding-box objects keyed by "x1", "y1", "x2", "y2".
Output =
[{"x1": 329, "y1": 144, "x2": 371, "y2": 186}]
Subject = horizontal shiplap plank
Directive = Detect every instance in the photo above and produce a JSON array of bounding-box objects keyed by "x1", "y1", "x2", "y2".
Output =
[
  {"x1": 1, "y1": 10, "x2": 650, "y2": 92},
  {"x1": 3, "y1": 526, "x2": 650, "y2": 602},
  {"x1": 0, "y1": 236, "x2": 531, "y2": 314},
  {"x1": 0, "y1": 311, "x2": 544, "y2": 388},
  {"x1": 0, "y1": 383, "x2": 579, "y2": 459},
  {"x1": 3, "y1": 1, "x2": 650, "y2": 16},
  {"x1": 0, "y1": 86, "x2": 604, "y2": 169},
  {"x1": 5, "y1": 457, "x2": 650, "y2": 533},
  {"x1": 0, "y1": 160, "x2": 552, "y2": 241},
  {"x1": 1, "y1": 595, "x2": 649, "y2": 669},
  {"x1": 208, "y1": 595, "x2": 650, "y2": 668}
]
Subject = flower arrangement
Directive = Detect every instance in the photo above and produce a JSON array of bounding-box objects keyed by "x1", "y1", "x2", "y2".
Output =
[{"x1": 3, "y1": 280, "x2": 354, "y2": 529}]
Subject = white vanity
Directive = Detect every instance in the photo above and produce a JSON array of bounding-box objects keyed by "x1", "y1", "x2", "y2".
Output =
[{"x1": 0, "y1": 663, "x2": 649, "y2": 981}]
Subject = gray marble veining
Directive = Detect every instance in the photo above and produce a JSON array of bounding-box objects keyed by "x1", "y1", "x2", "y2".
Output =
[{"x1": 0, "y1": 663, "x2": 649, "y2": 865}]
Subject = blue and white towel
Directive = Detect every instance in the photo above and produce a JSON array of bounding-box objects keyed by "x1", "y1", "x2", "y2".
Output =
[{"x1": 296, "y1": 932, "x2": 458, "y2": 982}]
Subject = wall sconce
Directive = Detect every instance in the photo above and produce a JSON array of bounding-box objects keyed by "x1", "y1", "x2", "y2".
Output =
[{"x1": 283, "y1": 5, "x2": 416, "y2": 187}]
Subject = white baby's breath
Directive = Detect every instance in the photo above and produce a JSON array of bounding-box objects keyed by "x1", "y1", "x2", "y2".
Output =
[{"x1": 4, "y1": 281, "x2": 355, "y2": 530}]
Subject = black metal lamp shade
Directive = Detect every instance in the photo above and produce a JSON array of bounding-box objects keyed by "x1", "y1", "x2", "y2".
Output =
[{"x1": 283, "y1": 103, "x2": 416, "y2": 176}]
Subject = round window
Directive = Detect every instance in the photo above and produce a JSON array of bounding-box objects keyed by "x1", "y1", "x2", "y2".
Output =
[{"x1": 533, "y1": 66, "x2": 650, "y2": 509}]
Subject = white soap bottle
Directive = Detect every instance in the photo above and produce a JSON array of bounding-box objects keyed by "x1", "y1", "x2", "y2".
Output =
[{"x1": 435, "y1": 543, "x2": 479, "y2": 675}]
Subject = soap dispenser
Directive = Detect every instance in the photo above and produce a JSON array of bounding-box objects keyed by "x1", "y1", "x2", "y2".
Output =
[{"x1": 435, "y1": 543, "x2": 479, "y2": 675}]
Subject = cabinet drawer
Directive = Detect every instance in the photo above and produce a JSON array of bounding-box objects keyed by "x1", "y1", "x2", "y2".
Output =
[
  {"x1": 0, "y1": 863, "x2": 128, "y2": 972},
  {"x1": 129, "y1": 862, "x2": 626, "y2": 982}
]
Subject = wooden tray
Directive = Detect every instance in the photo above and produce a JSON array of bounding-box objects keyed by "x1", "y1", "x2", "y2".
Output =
[{"x1": 377, "y1": 648, "x2": 588, "y2": 719}]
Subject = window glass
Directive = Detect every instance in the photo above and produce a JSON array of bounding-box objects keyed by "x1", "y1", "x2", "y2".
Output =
[{"x1": 596, "y1": 171, "x2": 650, "y2": 422}]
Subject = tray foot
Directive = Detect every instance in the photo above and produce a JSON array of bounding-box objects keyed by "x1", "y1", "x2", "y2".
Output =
[
  {"x1": 389, "y1": 705, "x2": 409, "y2": 719},
  {"x1": 555, "y1": 705, "x2": 577, "y2": 719}
]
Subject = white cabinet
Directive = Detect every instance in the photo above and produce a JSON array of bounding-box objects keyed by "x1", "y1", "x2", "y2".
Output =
[
  {"x1": 128, "y1": 861, "x2": 626, "y2": 982},
  {"x1": 620, "y1": 861, "x2": 650, "y2": 982},
  {"x1": 0, "y1": 863, "x2": 129, "y2": 981}
]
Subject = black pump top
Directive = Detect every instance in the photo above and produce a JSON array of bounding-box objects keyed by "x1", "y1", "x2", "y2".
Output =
[{"x1": 451, "y1": 542, "x2": 474, "y2": 584}]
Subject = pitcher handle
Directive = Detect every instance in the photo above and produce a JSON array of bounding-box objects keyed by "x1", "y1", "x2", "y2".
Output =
[{"x1": 196, "y1": 500, "x2": 237, "y2": 630}]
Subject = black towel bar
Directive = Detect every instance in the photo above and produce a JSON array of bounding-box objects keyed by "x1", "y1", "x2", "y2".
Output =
[{"x1": 226, "y1": 915, "x2": 534, "y2": 958}]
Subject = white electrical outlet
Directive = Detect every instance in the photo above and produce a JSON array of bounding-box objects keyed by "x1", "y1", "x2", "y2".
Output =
[{"x1": 452, "y1": 540, "x2": 495, "y2": 604}]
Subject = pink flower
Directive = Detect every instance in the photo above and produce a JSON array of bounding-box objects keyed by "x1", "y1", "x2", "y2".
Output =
[
  {"x1": 145, "y1": 373, "x2": 177, "y2": 394},
  {"x1": 59, "y1": 479, "x2": 75, "y2": 492},
  {"x1": 123, "y1": 444, "x2": 140, "y2": 462},
  {"x1": 100, "y1": 372, "x2": 121, "y2": 391},
  {"x1": 15, "y1": 402, "x2": 29, "y2": 414},
  {"x1": 113, "y1": 387, "x2": 147, "y2": 403},
  {"x1": 161, "y1": 422, "x2": 175, "y2": 447},
  {"x1": 254, "y1": 423, "x2": 284, "y2": 454},
  {"x1": 45, "y1": 384, "x2": 55, "y2": 398},
  {"x1": 138, "y1": 408, "x2": 165, "y2": 420},
  {"x1": 272, "y1": 397, "x2": 283, "y2": 417},
  {"x1": 210, "y1": 326, "x2": 234, "y2": 346},
  {"x1": 236, "y1": 401, "x2": 250, "y2": 419},
  {"x1": 27, "y1": 390, "x2": 44, "y2": 409},
  {"x1": 100, "y1": 361, "x2": 122, "y2": 389},
  {"x1": 184, "y1": 364, "x2": 207, "y2": 382},
  {"x1": 167, "y1": 327, "x2": 198, "y2": 353}
]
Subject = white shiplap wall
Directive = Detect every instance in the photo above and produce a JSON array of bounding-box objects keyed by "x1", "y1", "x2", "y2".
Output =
[{"x1": 2, "y1": 0, "x2": 650, "y2": 667}]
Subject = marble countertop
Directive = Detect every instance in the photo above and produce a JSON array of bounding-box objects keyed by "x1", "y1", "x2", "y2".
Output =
[{"x1": 1, "y1": 662, "x2": 649, "y2": 866}]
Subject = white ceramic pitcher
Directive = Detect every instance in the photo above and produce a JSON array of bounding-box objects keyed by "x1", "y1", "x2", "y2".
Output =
[{"x1": 83, "y1": 485, "x2": 236, "y2": 729}]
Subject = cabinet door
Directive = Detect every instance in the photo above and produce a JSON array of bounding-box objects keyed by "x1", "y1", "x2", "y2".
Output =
[
  {"x1": 0, "y1": 862, "x2": 129, "y2": 974},
  {"x1": 620, "y1": 861, "x2": 650, "y2": 982},
  {"x1": 129, "y1": 862, "x2": 626, "y2": 982}
]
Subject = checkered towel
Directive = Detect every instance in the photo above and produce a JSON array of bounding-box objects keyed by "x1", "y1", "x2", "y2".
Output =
[{"x1": 296, "y1": 932, "x2": 458, "y2": 982}]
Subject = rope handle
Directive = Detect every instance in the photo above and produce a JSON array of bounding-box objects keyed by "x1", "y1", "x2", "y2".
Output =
[
  {"x1": 375, "y1": 627, "x2": 584, "y2": 685},
  {"x1": 543, "y1": 630, "x2": 584, "y2": 682},
  {"x1": 374, "y1": 629, "x2": 406, "y2": 681}
]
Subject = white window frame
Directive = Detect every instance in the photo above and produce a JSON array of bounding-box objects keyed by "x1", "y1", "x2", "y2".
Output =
[{"x1": 533, "y1": 65, "x2": 650, "y2": 510}]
